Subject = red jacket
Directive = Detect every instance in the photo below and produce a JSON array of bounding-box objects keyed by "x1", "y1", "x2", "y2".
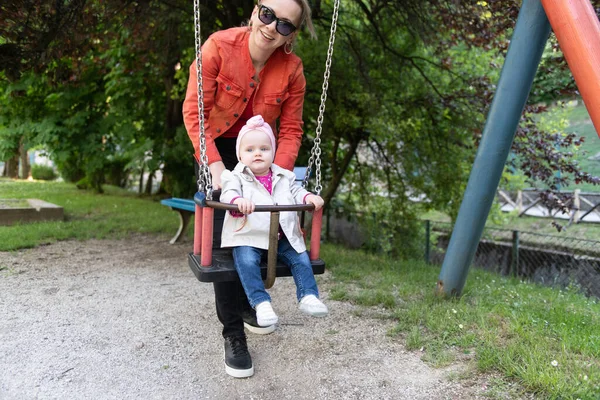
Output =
[{"x1": 183, "y1": 27, "x2": 306, "y2": 171}]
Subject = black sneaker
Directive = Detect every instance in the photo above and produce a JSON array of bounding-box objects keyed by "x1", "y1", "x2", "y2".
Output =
[
  {"x1": 242, "y1": 311, "x2": 276, "y2": 335},
  {"x1": 224, "y1": 335, "x2": 254, "y2": 378}
]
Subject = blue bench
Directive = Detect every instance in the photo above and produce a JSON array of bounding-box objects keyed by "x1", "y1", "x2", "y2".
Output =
[
  {"x1": 160, "y1": 198, "x2": 196, "y2": 244},
  {"x1": 160, "y1": 167, "x2": 307, "y2": 244}
]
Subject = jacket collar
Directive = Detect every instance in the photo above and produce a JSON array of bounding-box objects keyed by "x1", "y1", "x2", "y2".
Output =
[
  {"x1": 233, "y1": 162, "x2": 291, "y2": 185},
  {"x1": 240, "y1": 29, "x2": 256, "y2": 80}
]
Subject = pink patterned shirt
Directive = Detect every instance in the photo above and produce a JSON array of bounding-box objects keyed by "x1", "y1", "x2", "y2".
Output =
[{"x1": 229, "y1": 170, "x2": 273, "y2": 217}]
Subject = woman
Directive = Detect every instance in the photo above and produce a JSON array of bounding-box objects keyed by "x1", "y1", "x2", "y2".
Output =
[{"x1": 182, "y1": 0, "x2": 316, "y2": 379}]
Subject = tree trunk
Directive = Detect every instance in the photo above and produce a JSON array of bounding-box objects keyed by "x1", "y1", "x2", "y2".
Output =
[
  {"x1": 19, "y1": 138, "x2": 30, "y2": 179},
  {"x1": 5, "y1": 155, "x2": 19, "y2": 178},
  {"x1": 321, "y1": 132, "x2": 364, "y2": 206},
  {"x1": 145, "y1": 171, "x2": 154, "y2": 195},
  {"x1": 138, "y1": 164, "x2": 145, "y2": 195}
]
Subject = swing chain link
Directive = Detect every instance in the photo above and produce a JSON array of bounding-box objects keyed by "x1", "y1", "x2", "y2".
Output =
[
  {"x1": 194, "y1": 0, "x2": 213, "y2": 199},
  {"x1": 303, "y1": 0, "x2": 340, "y2": 196}
]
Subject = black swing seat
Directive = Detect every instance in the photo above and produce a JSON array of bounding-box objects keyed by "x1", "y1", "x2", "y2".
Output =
[
  {"x1": 189, "y1": 189, "x2": 325, "y2": 283},
  {"x1": 188, "y1": 250, "x2": 325, "y2": 283}
]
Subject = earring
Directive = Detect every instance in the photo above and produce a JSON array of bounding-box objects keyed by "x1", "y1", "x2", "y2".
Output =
[{"x1": 284, "y1": 42, "x2": 293, "y2": 55}]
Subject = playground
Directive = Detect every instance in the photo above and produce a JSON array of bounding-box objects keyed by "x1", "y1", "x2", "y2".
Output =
[
  {"x1": 0, "y1": 235, "x2": 492, "y2": 400},
  {"x1": 2, "y1": 0, "x2": 600, "y2": 398}
]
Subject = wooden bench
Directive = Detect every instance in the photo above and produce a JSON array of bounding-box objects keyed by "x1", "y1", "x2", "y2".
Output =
[{"x1": 161, "y1": 167, "x2": 308, "y2": 244}]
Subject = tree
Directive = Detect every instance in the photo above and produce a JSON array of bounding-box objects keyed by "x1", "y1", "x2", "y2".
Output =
[
  {"x1": 1, "y1": 0, "x2": 260, "y2": 192},
  {"x1": 1, "y1": 0, "x2": 598, "y2": 240}
]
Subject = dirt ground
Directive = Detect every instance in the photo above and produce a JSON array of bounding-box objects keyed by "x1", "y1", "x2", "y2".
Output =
[{"x1": 0, "y1": 234, "x2": 495, "y2": 399}]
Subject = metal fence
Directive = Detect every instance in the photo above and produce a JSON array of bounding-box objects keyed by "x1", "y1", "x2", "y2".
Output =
[{"x1": 425, "y1": 220, "x2": 600, "y2": 298}]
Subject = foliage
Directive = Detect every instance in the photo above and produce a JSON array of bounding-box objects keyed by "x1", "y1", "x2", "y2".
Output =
[
  {"x1": 297, "y1": 0, "x2": 507, "y2": 251},
  {"x1": 0, "y1": 0, "x2": 96, "y2": 81},
  {"x1": 2, "y1": 0, "x2": 600, "y2": 238},
  {"x1": 0, "y1": 0, "x2": 197, "y2": 195},
  {"x1": 30, "y1": 164, "x2": 57, "y2": 181},
  {"x1": 104, "y1": 154, "x2": 132, "y2": 188},
  {"x1": 357, "y1": 203, "x2": 424, "y2": 259},
  {"x1": 438, "y1": 0, "x2": 600, "y2": 193}
]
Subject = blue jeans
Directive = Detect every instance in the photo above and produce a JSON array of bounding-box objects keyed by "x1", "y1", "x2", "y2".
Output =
[{"x1": 232, "y1": 236, "x2": 319, "y2": 308}]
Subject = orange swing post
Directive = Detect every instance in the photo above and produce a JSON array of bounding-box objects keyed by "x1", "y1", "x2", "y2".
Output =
[
  {"x1": 200, "y1": 207, "x2": 214, "y2": 267},
  {"x1": 309, "y1": 207, "x2": 323, "y2": 261},
  {"x1": 540, "y1": 0, "x2": 600, "y2": 137},
  {"x1": 193, "y1": 204, "x2": 203, "y2": 256}
]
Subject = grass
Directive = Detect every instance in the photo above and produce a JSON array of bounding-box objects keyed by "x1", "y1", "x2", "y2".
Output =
[
  {"x1": 2, "y1": 179, "x2": 600, "y2": 398},
  {"x1": 322, "y1": 244, "x2": 600, "y2": 399},
  {"x1": 0, "y1": 178, "x2": 179, "y2": 251}
]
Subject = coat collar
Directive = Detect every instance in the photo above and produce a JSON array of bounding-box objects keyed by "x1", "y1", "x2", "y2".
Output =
[{"x1": 233, "y1": 162, "x2": 294, "y2": 184}]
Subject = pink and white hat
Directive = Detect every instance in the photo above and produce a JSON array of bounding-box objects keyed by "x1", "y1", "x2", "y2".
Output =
[{"x1": 236, "y1": 115, "x2": 277, "y2": 160}]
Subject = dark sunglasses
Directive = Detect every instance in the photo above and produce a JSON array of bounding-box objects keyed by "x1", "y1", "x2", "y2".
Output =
[{"x1": 257, "y1": 4, "x2": 297, "y2": 36}]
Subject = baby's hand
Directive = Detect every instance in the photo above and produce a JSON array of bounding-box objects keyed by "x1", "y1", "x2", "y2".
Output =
[
  {"x1": 305, "y1": 194, "x2": 324, "y2": 211},
  {"x1": 233, "y1": 197, "x2": 255, "y2": 214}
]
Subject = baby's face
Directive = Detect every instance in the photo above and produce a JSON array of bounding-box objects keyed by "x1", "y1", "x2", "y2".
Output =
[{"x1": 239, "y1": 130, "x2": 274, "y2": 176}]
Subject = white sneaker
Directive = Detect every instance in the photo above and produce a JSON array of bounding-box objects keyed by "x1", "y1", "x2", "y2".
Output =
[
  {"x1": 255, "y1": 301, "x2": 278, "y2": 327},
  {"x1": 299, "y1": 295, "x2": 328, "y2": 317}
]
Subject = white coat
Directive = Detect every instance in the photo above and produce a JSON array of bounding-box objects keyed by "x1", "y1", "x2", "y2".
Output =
[{"x1": 220, "y1": 163, "x2": 311, "y2": 253}]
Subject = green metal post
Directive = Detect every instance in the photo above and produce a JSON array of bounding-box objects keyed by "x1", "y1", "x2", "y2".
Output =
[
  {"x1": 425, "y1": 220, "x2": 431, "y2": 264},
  {"x1": 437, "y1": 0, "x2": 551, "y2": 297},
  {"x1": 511, "y1": 230, "x2": 520, "y2": 277}
]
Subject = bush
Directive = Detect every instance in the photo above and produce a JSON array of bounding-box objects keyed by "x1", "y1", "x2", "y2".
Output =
[
  {"x1": 31, "y1": 164, "x2": 57, "y2": 181},
  {"x1": 54, "y1": 155, "x2": 85, "y2": 183},
  {"x1": 105, "y1": 155, "x2": 131, "y2": 188}
]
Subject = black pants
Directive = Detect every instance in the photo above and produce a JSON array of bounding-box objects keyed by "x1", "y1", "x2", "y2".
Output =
[{"x1": 196, "y1": 138, "x2": 254, "y2": 338}]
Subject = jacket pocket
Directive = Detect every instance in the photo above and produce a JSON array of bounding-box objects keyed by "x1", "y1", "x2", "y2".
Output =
[
  {"x1": 215, "y1": 75, "x2": 243, "y2": 109},
  {"x1": 261, "y1": 91, "x2": 290, "y2": 122}
]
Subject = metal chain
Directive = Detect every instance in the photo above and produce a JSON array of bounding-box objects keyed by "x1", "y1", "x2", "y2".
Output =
[
  {"x1": 303, "y1": 0, "x2": 340, "y2": 195},
  {"x1": 193, "y1": 0, "x2": 212, "y2": 199}
]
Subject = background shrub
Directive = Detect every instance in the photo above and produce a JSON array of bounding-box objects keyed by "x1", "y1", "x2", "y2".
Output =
[{"x1": 31, "y1": 164, "x2": 57, "y2": 181}]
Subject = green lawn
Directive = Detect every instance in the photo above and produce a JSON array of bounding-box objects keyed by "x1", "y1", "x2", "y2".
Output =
[
  {"x1": 0, "y1": 178, "x2": 179, "y2": 251},
  {"x1": 2, "y1": 178, "x2": 600, "y2": 398},
  {"x1": 324, "y1": 245, "x2": 600, "y2": 399}
]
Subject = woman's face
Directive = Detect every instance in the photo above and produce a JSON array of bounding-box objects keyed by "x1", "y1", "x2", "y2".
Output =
[{"x1": 250, "y1": 0, "x2": 302, "y2": 54}]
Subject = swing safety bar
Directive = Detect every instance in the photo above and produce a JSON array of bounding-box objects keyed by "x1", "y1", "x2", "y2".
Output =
[{"x1": 191, "y1": 192, "x2": 324, "y2": 288}]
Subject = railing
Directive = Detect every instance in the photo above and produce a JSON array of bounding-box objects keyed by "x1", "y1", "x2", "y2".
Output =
[{"x1": 497, "y1": 189, "x2": 600, "y2": 223}]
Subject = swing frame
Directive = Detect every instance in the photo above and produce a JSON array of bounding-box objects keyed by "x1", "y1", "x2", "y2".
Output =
[{"x1": 189, "y1": 0, "x2": 340, "y2": 286}]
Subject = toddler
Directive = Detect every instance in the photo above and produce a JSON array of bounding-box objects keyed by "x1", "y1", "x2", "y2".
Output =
[{"x1": 220, "y1": 115, "x2": 328, "y2": 326}]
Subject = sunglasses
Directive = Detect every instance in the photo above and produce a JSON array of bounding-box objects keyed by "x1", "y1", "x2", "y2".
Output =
[{"x1": 257, "y1": 4, "x2": 297, "y2": 37}]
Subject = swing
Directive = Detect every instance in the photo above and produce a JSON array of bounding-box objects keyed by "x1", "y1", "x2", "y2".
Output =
[{"x1": 188, "y1": 0, "x2": 340, "y2": 288}]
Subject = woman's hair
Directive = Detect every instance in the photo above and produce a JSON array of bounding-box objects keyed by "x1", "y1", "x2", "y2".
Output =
[{"x1": 291, "y1": 0, "x2": 317, "y2": 40}]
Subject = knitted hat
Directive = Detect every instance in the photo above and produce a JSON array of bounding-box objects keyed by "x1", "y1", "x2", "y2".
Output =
[{"x1": 236, "y1": 115, "x2": 277, "y2": 160}]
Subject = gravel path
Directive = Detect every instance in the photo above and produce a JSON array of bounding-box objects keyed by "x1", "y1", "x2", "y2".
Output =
[{"x1": 0, "y1": 235, "x2": 490, "y2": 399}]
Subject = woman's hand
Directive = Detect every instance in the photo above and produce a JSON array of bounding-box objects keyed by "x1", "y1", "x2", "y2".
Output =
[
  {"x1": 305, "y1": 194, "x2": 325, "y2": 211},
  {"x1": 209, "y1": 161, "x2": 226, "y2": 189},
  {"x1": 233, "y1": 197, "x2": 255, "y2": 214}
]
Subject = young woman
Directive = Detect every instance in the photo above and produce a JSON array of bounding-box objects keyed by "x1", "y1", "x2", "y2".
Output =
[{"x1": 183, "y1": 0, "x2": 316, "y2": 379}]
